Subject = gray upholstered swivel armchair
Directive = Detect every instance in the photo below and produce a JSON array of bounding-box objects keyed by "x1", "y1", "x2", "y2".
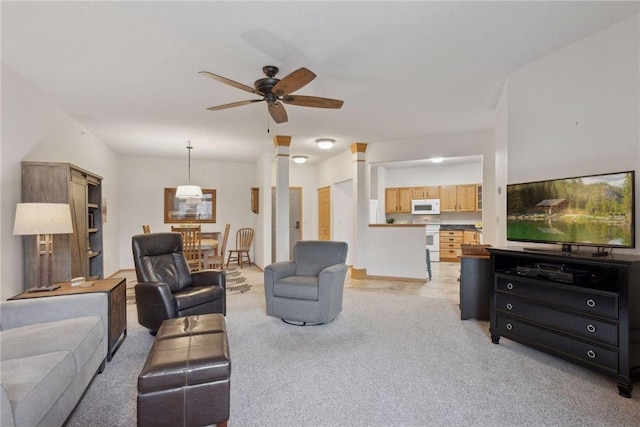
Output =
[
  {"x1": 264, "y1": 240, "x2": 348, "y2": 325},
  {"x1": 132, "y1": 232, "x2": 226, "y2": 334}
]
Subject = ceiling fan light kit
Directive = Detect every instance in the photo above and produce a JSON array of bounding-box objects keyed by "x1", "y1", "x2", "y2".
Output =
[
  {"x1": 292, "y1": 155, "x2": 308, "y2": 164},
  {"x1": 315, "y1": 138, "x2": 335, "y2": 150},
  {"x1": 199, "y1": 65, "x2": 344, "y2": 124},
  {"x1": 176, "y1": 142, "x2": 203, "y2": 199}
]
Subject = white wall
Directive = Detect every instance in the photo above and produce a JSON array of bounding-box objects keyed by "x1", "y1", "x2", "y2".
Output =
[
  {"x1": 382, "y1": 162, "x2": 482, "y2": 188},
  {"x1": 503, "y1": 14, "x2": 639, "y2": 255},
  {"x1": 253, "y1": 152, "x2": 272, "y2": 269},
  {"x1": 117, "y1": 156, "x2": 255, "y2": 268},
  {"x1": 1, "y1": 64, "x2": 120, "y2": 300}
]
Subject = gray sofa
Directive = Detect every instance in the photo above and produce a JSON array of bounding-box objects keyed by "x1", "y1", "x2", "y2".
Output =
[
  {"x1": 264, "y1": 240, "x2": 348, "y2": 325},
  {"x1": 0, "y1": 293, "x2": 108, "y2": 427}
]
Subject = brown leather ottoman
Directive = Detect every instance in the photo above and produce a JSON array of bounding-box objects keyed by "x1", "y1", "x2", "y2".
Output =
[{"x1": 138, "y1": 314, "x2": 230, "y2": 427}]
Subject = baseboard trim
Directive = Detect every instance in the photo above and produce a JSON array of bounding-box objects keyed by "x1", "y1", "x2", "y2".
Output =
[
  {"x1": 108, "y1": 269, "x2": 134, "y2": 279},
  {"x1": 350, "y1": 268, "x2": 367, "y2": 279},
  {"x1": 364, "y1": 274, "x2": 427, "y2": 284}
]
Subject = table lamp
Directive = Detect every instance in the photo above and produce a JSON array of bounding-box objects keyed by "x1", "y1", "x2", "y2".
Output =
[{"x1": 13, "y1": 203, "x2": 74, "y2": 291}]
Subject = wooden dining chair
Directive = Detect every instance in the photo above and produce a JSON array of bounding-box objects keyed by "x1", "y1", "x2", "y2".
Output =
[
  {"x1": 171, "y1": 225, "x2": 203, "y2": 272},
  {"x1": 226, "y1": 227, "x2": 254, "y2": 268},
  {"x1": 204, "y1": 224, "x2": 231, "y2": 270},
  {"x1": 142, "y1": 224, "x2": 151, "y2": 234}
]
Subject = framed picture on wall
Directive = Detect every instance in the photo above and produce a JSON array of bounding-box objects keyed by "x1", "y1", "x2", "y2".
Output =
[{"x1": 164, "y1": 188, "x2": 217, "y2": 223}]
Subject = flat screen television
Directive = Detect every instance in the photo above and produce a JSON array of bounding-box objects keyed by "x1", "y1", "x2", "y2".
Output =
[{"x1": 506, "y1": 171, "x2": 635, "y2": 254}]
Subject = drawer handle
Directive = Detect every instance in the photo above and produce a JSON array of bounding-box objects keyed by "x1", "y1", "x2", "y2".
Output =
[
  {"x1": 506, "y1": 303, "x2": 513, "y2": 310},
  {"x1": 586, "y1": 299, "x2": 596, "y2": 308},
  {"x1": 506, "y1": 283, "x2": 514, "y2": 290},
  {"x1": 587, "y1": 350, "x2": 596, "y2": 359},
  {"x1": 506, "y1": 323, "x2": 513, "y2": 330},
  {"x1": 587, "y1": 324, "x2": 596, "y2": 333}
]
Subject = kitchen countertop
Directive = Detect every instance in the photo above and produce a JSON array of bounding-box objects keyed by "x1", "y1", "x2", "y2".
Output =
[
  {"x1": 369, "y1": 223, "x2": 425, "y2": 227},
  {"x1": 439, "y1": 224, "x2": 481, "y2": 231}
]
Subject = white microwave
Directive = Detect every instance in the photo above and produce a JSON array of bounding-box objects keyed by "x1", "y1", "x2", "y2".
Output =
[{"x1": 411, "y1": 199, "x2": 440, "y2": 215}]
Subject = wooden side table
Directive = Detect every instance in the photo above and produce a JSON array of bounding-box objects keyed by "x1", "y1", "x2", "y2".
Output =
[{"x1": 9, "y1": 277, "x2": 127, "y2": 361}]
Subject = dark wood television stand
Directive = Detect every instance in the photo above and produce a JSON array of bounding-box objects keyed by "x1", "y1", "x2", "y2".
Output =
[{"x1": 488, "y1": 247, "x2": 640, "y2": 397}]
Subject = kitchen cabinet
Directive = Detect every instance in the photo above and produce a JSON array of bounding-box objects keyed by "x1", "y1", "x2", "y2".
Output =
[
  {"x1": 21, "y1": 162, "x2": 104, "y2": 286},
  {"x1": 385, "y1": 187, "x2": 411, "y2": 213},
  {"x1": 440, "y1": 230, "x2": 463, "y2": 262},
  {"x1": 476, "y1": 184, "x2": 483, "y2": 211},
  {"x1": 440, "y1": 184, "x2": 477, "y2": 212},
  {"x1": 411, "y1": 186, "x2": 440, "y2": 199},
  {"x1": 463, "y1": 230, "x2": 479, "y2": 245}
]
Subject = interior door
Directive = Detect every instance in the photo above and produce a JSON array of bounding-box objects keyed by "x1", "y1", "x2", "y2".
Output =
[{"x1": 318, "y1": 186, "x2": 330, "y2": 240}]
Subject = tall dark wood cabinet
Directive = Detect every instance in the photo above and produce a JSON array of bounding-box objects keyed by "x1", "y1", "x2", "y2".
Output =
[
  {"x1": 22, "y1": 162, "x2": 104, "y2": 287},
  {"x1": 488, "y1": 247, "x2": 640, "y2": 397}
]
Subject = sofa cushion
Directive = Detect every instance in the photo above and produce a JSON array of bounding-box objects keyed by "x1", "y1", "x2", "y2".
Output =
[
  {"x1": 0, "y1": 351, "x2": 75, "y2": 427},
  {"x1": 274, "y1": 276, "x2": 319, "y2": 301},
  {"x1": 0, "y1": 316, "x2": 104, "y2": 374}
]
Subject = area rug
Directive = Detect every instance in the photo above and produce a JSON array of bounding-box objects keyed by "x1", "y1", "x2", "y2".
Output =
[{"x1": 125, "y1": 267, "x2": 254, "y2": 304}]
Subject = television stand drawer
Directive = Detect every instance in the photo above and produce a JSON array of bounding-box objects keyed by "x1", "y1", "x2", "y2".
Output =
[
  {"x1": 495, "y1": 274, "x2": 618, "y2": 319},
  {"x1": 496, "y1": 315, "x2": 617, "y2": 373},
  {"x1": 495, "y1": 295, "x2": 617, "y2": 345}
]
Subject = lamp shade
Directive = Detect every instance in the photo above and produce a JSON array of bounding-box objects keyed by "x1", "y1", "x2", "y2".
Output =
[
  {"x1": 175, "y1": 184, "x2": 203, "y2": 199},
  {"x1": 13, "y1": 203, "x2": 73, "y2": 235}
]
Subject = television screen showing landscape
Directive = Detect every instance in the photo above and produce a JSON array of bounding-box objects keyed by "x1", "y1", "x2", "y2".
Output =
[{"x1": 507, "y1": 171, "x2": 635, "y2": 248}]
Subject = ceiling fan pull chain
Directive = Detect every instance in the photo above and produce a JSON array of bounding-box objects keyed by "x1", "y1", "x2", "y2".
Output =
[{"x1": 267, "y1": 110, "x2": 270, "y2": 134}]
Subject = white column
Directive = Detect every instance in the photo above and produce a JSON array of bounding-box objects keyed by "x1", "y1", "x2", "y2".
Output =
[
  {"x1": 351, "y1": 142, "x2": 368, "y2": 279},
  {"x1": 273, "y1": 135, "x2": 291, "y2": 261}
]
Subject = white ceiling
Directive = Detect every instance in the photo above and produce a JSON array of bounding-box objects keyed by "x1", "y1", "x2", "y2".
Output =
[{"x1": 2, "y1": 1, "x2": 638, "y2": 164}]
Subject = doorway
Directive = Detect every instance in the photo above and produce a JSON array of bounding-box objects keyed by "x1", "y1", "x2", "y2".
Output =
[
  {"x1": 271, "y1": 187, "x2": 302, "y2": 262},
  {"x1": 317, "y1": 186, "x2": 330, "y2": 240}
]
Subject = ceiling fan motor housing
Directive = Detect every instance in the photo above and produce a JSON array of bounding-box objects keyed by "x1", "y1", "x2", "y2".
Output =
[{"x1": 254, "y1": 77, "x2": 280, "y2": 97}]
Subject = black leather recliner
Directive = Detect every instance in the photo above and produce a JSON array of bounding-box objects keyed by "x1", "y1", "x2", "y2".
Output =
[{"x1": 132, "y1": 232, "x2": 226, "y2": 334}]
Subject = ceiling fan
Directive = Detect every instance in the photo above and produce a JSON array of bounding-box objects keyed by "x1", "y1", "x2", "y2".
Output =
[{"x1": 199, "y1": 65, "x2": 344, "y2": 124}]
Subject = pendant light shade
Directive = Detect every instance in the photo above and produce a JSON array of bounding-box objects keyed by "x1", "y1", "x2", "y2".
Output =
[
  {"x1": 176, "y1": 141, "x2": 202, "y2": 199},
  {"x1": 175, "y1": 185, "x2": 203, "y2": 199}
]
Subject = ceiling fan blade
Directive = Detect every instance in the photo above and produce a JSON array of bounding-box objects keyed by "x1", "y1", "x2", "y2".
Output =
[
  {"x1": 282, "y1": 95, "x2": 344, "y2": 109},
  {"x1": 268, "y1": 102, "x2": 288, "y2": 123},
  {"x1": 199, "y1": 71, "x2": 260, "y2": 95},
  {"x1": 207, "y1": 99, "x2": 263, "y2": 111},
  {"x1": 272, "y1": 67, "x2": 316, "y2": 96}
]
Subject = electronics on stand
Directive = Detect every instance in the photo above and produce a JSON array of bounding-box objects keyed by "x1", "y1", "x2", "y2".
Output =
[{"x1": 515, "y1": 263, "x2": 590, "y2": 284}]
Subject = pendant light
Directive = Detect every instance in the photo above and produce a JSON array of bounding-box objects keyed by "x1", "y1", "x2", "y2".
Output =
[{"x1": 176, "y1": 141, "x2": 203, "y2": 199}]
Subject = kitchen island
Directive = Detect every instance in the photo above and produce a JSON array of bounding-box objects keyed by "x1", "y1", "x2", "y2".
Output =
[{"x1": 367, "y1": 224, "x2": 426, "y2": 282}]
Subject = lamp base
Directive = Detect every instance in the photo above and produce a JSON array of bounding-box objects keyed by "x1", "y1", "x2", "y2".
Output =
[{"x1": 26, "y1": 284, "x2": 61, "y2": 293}]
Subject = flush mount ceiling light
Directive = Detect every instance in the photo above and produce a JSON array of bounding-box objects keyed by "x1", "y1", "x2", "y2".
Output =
[
  {"x1": 430, "y1": 157, "x2": 444, "y2": 164},
  {"x1": 315, "y1": 138, "x2": 335, "y2": 150},
  {"x1": 292, "y1": 155, "x2": 308, "y2": 164},
  {"x1": 176, "y1": 141, "x2": 203, "y2": 199}
]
